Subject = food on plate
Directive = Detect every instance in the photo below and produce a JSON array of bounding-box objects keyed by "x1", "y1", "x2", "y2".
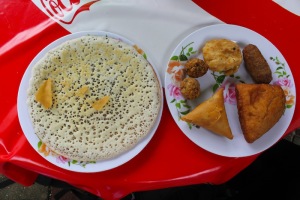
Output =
[
  {"x1": 242, "y1": 44, "x2": 273, "y2": 84},
  {"x1": 202, "y1": 38, "x2": 242, "y2": 75},
  {"x1": 181, "y1": 88, "x2": 233, "y2": 139},
  {"x1": 75, "y1": 85, "x2": 89, "y2": 97},
  {"x1": 27, "y1": 35, "x2": 161, "y2": 161},
  {"x1": 35, "y1": 78, "x2": 53, "y2": 109},
  {"x1": 92, "y1": 96, "x2": 110, "y2": 111},
  {"x1": 235, "y1": 83, "x2": 286, "y2": 143},
  {"x1": 184, "y1": 58, "x2": 208, "y2": 78},
  {"x1": 180, "y1": 77, "x2": 200, "y2": 100}
]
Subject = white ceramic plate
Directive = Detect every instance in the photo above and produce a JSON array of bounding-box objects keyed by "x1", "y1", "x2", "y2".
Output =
[
  {"x1": 17, "y1": 31, "x2": 163, "y2": 172},
  {"x1": 165, "y1": 24, "x2": 296, "y2": 157}
]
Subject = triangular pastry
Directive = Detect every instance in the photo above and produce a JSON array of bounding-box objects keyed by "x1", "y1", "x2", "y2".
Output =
[
  {"x1": 181, "y1": 88, "x2": 233, "y2": 139},
  {"x1": 235, "y1": 84, "x2": 286, "y2": 143}
]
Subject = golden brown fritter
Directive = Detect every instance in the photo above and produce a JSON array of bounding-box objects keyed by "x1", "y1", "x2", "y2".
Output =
[
  {"x1": 180, "y1": 77, "x2": 200, "y2": 100},
  {"x1": 184, "y1": 58, "x2": 208, "y2": 78},
  {"x1": 202, "y1": 39, "x2": 242, "y2": 75},
  {"x1": 236, "y1": 84, "x2": 285, "y2": 143}
]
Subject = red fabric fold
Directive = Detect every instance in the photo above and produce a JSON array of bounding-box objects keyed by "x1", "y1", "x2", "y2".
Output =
[{"x1": 0, "y1": 1, "x2": 299, "y2": 199}]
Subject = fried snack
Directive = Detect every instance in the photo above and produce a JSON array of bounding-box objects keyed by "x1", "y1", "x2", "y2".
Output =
[
  {"x1": 35, "y1": 78, "x2": 53, "y2": 109},
  {"x1": 236, "y1": 84, "x2": 285, "y2": 143},
  {"x1": 181, "y1": 88, "x2": 233, "y2": 139},
  {"x1": 202, "y1": 39, "x2": 242, "y2": 75},
  {"x1": 180, "y1": 77, "x2": 200, "y2": 100},
  {"x1": 243, "y1": 44, "x2": 272, "y2": 84},
  {"x1": 184, "y1": 58, "x2": 208, "y2": 78},
  {"x1": 92, "y1": 96, "x2": 110, "y2": 111}
]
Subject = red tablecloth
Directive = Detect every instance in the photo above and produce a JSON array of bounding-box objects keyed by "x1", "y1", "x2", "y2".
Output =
[{"x1": 1, "y1": 0, "x2": 299, "y2": 199}]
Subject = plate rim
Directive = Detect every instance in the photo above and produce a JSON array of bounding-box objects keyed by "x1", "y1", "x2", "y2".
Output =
[
  {"x1": 17, "y1": 30, "x2": 164, "y2": 172},
  {"x1": 164, "y1": 23, "x2": 296, "y2": 157}
]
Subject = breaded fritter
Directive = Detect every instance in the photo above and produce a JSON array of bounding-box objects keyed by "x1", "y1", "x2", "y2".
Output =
[
  {"x1": 180, "y1": 77, "x2": 200, "y2": 100},
  {"x1": 202, "y1": 39, "x2": 242, "y2": 75},
  {"x1": 184, "y1": 58, "x2": 208, "y2": 78},
  {"x1": 235, "y1": 84, "x2": 285, "y2": 143}
]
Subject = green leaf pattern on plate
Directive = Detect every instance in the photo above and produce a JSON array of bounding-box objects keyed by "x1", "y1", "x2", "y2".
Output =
[
  {"x1": 167, "y1": 42, "x2": 197, "y2": 129},
  {"x1": 270, "y1": 56, "x2": 295, "y2": 109},
  {"x1": 37, "y1": 140, "x2": 96, "y2": 168}
]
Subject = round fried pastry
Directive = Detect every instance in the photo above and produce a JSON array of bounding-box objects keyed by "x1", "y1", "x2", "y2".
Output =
[
  {"x1": 184, "y1": 58, "x2": 208, "y2": 78},
  {"x1": 180, "y1": 77, "x2": 200, "y2": 100},
  {"x1": 202, "y1": 39, "x2": 242, "y2": 75}
]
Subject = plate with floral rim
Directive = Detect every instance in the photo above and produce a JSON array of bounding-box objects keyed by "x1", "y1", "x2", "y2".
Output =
[
  {"x1": 165, "y1": 24, "x2": 296, "y2": 157},
  {"x1": 17, "y1": 31, "x2": 163, "y2": 172}
]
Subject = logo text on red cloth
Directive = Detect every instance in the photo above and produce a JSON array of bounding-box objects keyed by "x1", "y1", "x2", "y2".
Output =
[{"x1": 40, "y1": 0, "x2": 100, "y2": 24}]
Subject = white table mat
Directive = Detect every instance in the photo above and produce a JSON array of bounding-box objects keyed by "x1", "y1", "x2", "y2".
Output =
[
  {"x1": 32, "y1": 0, "x2": 223, "y2": 86},
  {"x1": 273, "y1": 0, "x2": 300, "y2": 16}
]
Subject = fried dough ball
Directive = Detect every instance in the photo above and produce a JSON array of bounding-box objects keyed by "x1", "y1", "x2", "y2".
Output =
[
  {"x1": 180, "y1": 77, "x2": 200, "y2": 100},
  {"x1": 184, "y1": 58, "x2": 209, "y2": 78}
]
